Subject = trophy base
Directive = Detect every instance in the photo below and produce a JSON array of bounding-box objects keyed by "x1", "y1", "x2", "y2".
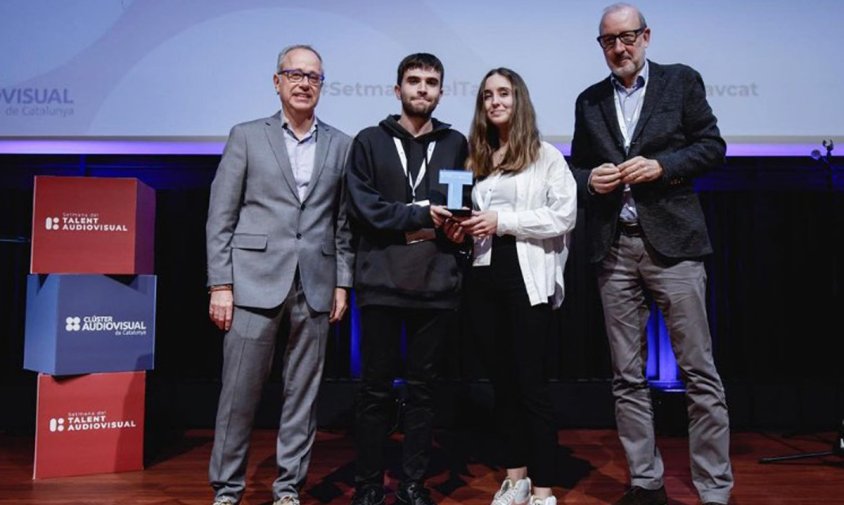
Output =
[{"x1": 447, "y1": 208, "x2": 471, "y2": 218}]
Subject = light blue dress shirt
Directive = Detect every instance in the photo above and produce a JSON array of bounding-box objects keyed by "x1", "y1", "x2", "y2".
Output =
[{"x1": 282, "y1": 115, "x2": 318, "y2": 201}]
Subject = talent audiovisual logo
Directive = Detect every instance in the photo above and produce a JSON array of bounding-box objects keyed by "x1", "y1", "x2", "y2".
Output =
[
  {"x1": 49, "y1": 418, "x2": 65, "y2": 432},
  {"x1": 47, "y1": 411, "x2": 138, "y2": 434},
  {"x1": 65, "y1": 317, "x2": 81, "y2": 331},
  {"x1": 64, "y1": 314, "x2": 148, "y2": 336},
  {"x1": 45, "y1": 212, "x2": 129, "y2": 233}
]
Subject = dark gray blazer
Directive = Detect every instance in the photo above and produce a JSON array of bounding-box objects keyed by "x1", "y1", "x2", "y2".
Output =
[
  {"x1": 206, "y1": 112, "x2": 354, "y2": 312},
  {"x1": 570, "y1": 61, "x2": 726, "y2": 263}
]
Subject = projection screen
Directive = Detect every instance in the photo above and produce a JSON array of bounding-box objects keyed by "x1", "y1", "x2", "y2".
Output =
[{"x1": 1, "y1": 0, "x2": 839, "y2": 156}]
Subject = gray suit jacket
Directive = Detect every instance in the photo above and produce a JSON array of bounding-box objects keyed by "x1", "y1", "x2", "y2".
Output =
[
  {"x1": 570, "y1": 61, "x2": 726, "y2": 263},
  {"x1": 206, "y1": 111, "x2": 354, "y2": 312}
]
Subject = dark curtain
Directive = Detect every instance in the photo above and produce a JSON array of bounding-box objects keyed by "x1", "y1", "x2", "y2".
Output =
[{"x1": 1, "y1": 154, "x2": 842, "y2": 430}]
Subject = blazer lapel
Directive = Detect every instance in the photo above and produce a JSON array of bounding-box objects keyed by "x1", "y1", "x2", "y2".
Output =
[
  {"x1": 264, "y1": 112, "x2": 300, "y2": 201},
  {"x1": 597, "y1": 78, "x2": 626, "y2": 155},
  {"x1": 302, "y1": 119, "x2": 332, "y2": 203},
  {"x1": 630, "y1": 61, "x2": 667, "y2": 148}
]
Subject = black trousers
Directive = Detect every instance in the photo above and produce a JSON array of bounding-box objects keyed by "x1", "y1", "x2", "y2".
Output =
[
  {"x1": 467, "y1": 235, "x2": 557, "y2": 487},
  {"x1": 354, "y1": 305, "x2": 451, "y2": 488}
]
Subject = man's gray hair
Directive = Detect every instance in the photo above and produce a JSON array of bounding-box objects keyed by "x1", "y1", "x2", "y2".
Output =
[
  {"x1": 276, "y1": 44, "x2": 323, "y2": 73},
  {"x1": 600, "y1": 3, "x2": 648, "y2": 30}
]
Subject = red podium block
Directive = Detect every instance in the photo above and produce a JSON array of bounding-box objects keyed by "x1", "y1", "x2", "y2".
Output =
[
  {"x1": 31, "y1": 176, "x2": 155, "y2": 274},
  {"x1": 33, "y1": 371, "x2": 145, "y2": 479}
]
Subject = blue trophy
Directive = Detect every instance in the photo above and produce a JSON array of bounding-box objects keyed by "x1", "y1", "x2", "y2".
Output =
[{"x1": 438, "y1": 169, "x2": 473, "y2": 217}]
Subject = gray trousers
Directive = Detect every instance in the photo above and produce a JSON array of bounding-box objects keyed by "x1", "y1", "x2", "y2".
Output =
[
  {"x1": 598, "y1": 233, "x2": 733, "y2": 504},
  {"x1": 209, "y1": 274, "x2": 329, "y2": 503}
]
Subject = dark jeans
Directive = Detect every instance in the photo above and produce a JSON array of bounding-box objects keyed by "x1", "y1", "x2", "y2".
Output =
[
  {"x1": 354, "y1": 305, "x2": 451, "y2": 489},
  {"x1": 468, "y1": 235, "x2": 558, "y2": 487}
]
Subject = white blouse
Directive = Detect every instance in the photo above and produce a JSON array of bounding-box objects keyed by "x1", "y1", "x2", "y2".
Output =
[
  {"x1": 471, "y1": 142, "x2": 578, "y2": 308},
  {"x1": 475, "y1": 171, "x2": 518, "y2": 213}
]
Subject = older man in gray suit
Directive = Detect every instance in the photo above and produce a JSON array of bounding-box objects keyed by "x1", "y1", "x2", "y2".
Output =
[
  {"x1": 571, "y1": 4, "x2": 733, "y2": 505},
  {"x1": 205, "y1": 45, "x2": 353, "y2": 505}
]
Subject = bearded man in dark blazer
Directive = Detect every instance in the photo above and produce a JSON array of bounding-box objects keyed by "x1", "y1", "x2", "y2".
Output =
[{"x1": 570, "y1": 4, "x2": 733, "y2": 505}]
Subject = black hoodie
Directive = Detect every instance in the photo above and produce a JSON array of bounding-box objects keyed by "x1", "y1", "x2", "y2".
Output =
[{"x1": 346, "y1": 115, "x2": 469, "y2": 308}]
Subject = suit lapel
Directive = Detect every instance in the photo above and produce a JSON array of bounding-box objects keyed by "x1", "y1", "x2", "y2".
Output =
[
  {"x1": 597, "y1": 78, "x2": 626, "y2": 154},
  {"x1": 264, "y1": 111, "x2": 300, "y2": 202},
  {"x1": 630, "y1": 61, "x2": 667, "y2": 148},
  {"x1": 302, "y1": 120, "x2": 332, "y2": 203}
]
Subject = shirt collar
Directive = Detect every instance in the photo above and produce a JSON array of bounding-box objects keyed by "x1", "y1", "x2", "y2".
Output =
[
  {"x1": 281, "y1": 112, "x2": 318, "y2": 141},
  {"x1": 611, "y1": 60, "x2": 649, "y2": 93}
]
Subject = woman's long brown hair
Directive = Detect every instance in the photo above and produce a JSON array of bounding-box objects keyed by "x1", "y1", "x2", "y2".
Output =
[{"x1": 467, "y1": 68, "x2": 541, "y2": 178}]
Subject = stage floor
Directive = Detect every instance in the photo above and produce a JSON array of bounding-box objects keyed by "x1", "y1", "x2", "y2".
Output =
[{"x1": 1, "y1": 429, "x2": 841, "y2": 504}]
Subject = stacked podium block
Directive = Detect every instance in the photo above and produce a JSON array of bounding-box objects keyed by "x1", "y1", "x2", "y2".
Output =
[
  {"x1": 24, "y1": 176, "x2": 156, "y2": 479},
  {"x1": 31, "y1": 176, "x2": 155, "y2": 274}
]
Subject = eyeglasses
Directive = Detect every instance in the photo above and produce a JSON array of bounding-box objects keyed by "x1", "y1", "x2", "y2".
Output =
[
  {"x1": 278, "y1": 69, "x2": 325, "y2": 86},
  {"x1": 596, "y1": 27, "x2": 647, "y2": 49}
]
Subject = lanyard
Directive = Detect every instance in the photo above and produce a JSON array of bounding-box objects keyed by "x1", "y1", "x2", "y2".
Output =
[
  {"x1": 479, "y1": 171, "x2": 504, "y2": 210},
  {"x1": 393, "y1": 138, "x2": 436, "y2": 202},
  {"x1": 613, "y1": 78, "x2": 648, "y2": 153}
]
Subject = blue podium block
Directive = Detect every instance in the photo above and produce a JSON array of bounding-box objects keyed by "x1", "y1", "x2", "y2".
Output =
[{"x1": 24, "y1": 274, "x2": 156, "y2": 375}]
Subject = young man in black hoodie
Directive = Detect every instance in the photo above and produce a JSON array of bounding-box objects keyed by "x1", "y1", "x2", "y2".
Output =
[{"x1": 346, "y1": 53, "x2": 469, "y2": 505}]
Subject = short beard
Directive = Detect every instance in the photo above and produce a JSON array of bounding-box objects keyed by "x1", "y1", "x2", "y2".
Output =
[
  {"x1": 401, "y1": 98, "x2": 435, "y2": 120},
  {"x1": 612, "y1": 58, "x2": 642, "y2": 82}
]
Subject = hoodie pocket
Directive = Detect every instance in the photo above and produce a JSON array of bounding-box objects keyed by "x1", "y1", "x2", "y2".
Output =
[{"x1": 360, "y1": 242, "x2": 459, "y2": 296}]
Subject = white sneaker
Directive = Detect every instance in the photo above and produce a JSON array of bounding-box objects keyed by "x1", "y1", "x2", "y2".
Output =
[
  {"x1": 273, "y1": 496, "x2": 301, "y2": 505},
  {"x1": 491, "y1": 477, "x2": 531, "y2": 505},
  {"x1": 529, "y1": 495, "x2": 557, "y2": 505}
]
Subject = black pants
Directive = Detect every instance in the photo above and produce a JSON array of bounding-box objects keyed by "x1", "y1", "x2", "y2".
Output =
[
  {"x1": 354, "y1": 305, "x2": 451, "y2": 488},
  {"x1": 468, "y1": 235, "x2": 557, "y2": 487}
]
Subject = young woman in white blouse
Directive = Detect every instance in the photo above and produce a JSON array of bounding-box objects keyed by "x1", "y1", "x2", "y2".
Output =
[{"x1": 455, "y1": 68, "x2": 577, "y2": 505}]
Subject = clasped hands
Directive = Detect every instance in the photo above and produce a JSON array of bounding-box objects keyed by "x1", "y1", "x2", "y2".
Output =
[
  {"x1": 589, "y1": 156, "x2": 663, "y2": 194},
  {"x1": 430, "y1": 205, "x2": 497, "y2": 243}
]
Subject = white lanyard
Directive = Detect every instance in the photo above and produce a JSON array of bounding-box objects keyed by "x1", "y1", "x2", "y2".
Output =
[
  {"x1": 613, "y1": 78, "x2": 648, "y2": 152},
  {"x1": 393, "y1": 138, "x2": 435, "y2": 202},
  {"x1": 479, "y1": 171, "x2": 504, "y2": 210}
]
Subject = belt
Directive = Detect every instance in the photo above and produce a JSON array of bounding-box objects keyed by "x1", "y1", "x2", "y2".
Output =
[{"x1": 618, "y1": 221, "x2": 643, "y2": 237}]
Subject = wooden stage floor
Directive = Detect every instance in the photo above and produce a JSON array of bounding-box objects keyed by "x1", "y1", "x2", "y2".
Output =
[{"x1": 1, "y1": 429, "x2": 842, "y2": 504}]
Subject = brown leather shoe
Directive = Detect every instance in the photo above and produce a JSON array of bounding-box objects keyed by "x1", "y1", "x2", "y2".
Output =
[{"x1": 613, "y1": 486, "x2": 668, "y2": 505}]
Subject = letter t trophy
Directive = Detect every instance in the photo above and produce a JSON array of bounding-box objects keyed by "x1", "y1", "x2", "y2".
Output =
[{"x1": 438, "y1": 170, "x2": 473, "y2": 217}]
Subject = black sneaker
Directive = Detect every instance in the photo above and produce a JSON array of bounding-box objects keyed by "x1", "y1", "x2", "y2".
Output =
[
  {"x1": 395, "y1": 482, "x2": 436, "y2": 505},
  {"x1": 613, "y1": 486, "x2": 668, "y2": 505},
  {"x1": 351, "y1": 486, "x2": 385, "y2": 505}
]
